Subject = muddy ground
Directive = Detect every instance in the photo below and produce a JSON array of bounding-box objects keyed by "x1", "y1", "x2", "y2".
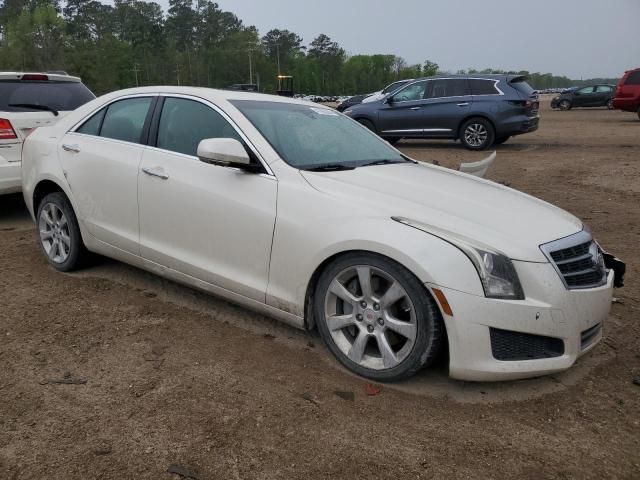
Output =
[{"x1": 1, "y1": 100, "x2": 639, "y2": 479}]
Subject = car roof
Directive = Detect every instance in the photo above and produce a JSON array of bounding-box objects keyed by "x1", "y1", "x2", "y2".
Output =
[
  {"x1": 0, "y1": 72, "x2": 82, "y2": 82},
  {"x1": 405, "y1": 74, "x2": 526, "y2": 83},
  {"x1": 96, "y1": 86, "x2": 322, "y2": 107}
]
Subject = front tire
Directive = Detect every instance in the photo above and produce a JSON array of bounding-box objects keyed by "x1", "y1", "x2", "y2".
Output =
[
  {"x1": 37, "y1": 192, "x2": 88, "y2": 272},
  {"x1": 357, "y1": 118, "x2": 377, "y2": 133},
  {"x1": 558, "y1": 100, "x2": 572, "y2": 111},
  {"x1": 314, "y1": 253, "x2": 444, "y2": 382},
  {"x1": 460, "y1": 117, "x2": 495, "y2": 151}
]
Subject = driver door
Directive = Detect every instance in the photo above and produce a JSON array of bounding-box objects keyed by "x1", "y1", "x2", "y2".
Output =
[
  {"x1": 138, "y1": 96, "x2": 277, "y2": 302},
  {"x1": 376, "y1": 80, "x2": 428, "y2": 136}
]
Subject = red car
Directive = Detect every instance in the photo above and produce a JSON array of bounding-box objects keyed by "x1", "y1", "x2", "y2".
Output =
[{"x1": 613, "y1": 67, "x2": 640, "y2": 119}]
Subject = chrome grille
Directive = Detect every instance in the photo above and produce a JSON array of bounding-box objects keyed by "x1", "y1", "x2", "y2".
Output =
[{"x1": 541, "y1": 231, "x2": 607, "y2": 290}]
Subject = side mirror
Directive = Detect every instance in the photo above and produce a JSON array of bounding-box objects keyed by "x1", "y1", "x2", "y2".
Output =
[
  {"x1": 197, "y1": 138, "x2": 252, "y2": 169},
  {"x1": 384, "y1": 96, "x2": 394, "y2": 105}
]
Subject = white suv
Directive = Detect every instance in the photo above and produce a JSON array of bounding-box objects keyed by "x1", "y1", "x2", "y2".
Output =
[{"x1": 0, "y1": 72, "x2": 94, "y2": 194}]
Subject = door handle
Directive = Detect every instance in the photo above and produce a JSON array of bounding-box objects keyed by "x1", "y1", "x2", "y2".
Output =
[
  {"x1": 410, "y1": 107, "x2": 422, "y2": 111},
  {"x1": 457, "y1": 103, "x2": 470, "y2": 107},
  {"x1": 142, "y1": 166, "x2": 169, "y2": 180},
  {"x1": 62, "y1": 144, "x2": 80, "y2": 153}
]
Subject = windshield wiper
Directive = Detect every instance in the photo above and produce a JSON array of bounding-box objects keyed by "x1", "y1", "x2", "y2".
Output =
[
  {"x1": 305, "y1": 163, "x2": 356, "y2": 172},
  {"x1": 360, "y1": 159, "x2": 406, "y2": 167},
  {"x1": 8, "y1": 103, "x2": 59, "y2": 116}
]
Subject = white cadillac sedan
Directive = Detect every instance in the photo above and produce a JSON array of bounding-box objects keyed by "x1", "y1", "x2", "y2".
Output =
[{"x1": 21, "y1": 87, "x2": 625, "y2": 382}]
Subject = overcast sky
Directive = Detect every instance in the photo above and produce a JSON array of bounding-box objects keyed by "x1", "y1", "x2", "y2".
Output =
[{"x1": 200, "y1": 0, "x2": 639, "y2": 79}]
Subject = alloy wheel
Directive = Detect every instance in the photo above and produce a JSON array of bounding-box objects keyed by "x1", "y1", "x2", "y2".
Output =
[
  {"x1": 39, "y1": 203, "x2": 71, "y2": 264},
  {"x1": 464, "y1": 123, "x2": 488, "y2": 148},
  {"x1": 323, "y1": 265, "x2": 417, "y2": 370}
]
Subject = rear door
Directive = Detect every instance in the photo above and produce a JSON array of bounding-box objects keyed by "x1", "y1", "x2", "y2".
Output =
[
  {"x1": 421, "y1": 78, "x2": 471, "y2": 136},
  {"x1": 58, "y1": 96, "x2": 155, "y2": 254},
  {"x1": 376, "y1": 81, "x2": 428, "y2": 136},
  {"x1": 573, "y1": 86, "x2": 597, "y2": 107},
  {"x1": 594, "y1": 85, "x2": 613, "y2": 106}
]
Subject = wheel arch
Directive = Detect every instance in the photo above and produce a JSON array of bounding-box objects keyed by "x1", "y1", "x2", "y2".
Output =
[
  {"x1": 301, "y1": 243, "x2": 476, "y2": 331},
  {"x1": 351, "y1": 116, "x2": 378, "y2": 132},
  {"x1": 33, "y1": 179, "x2": 66, "y2": 214}
]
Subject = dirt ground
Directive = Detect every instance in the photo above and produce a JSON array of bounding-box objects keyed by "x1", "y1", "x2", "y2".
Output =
[{"x1": 1, "y1": 99, "x2": 639, "y2": 479}]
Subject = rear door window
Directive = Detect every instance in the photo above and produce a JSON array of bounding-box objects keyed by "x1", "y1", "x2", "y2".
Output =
[
  {"x1": 595, "y1": 85, "x2": 613, "y2": 93},
  {"x1": 624, "y1": 71, "x2": 640, "y2": 85},
  {"x1": 99, "y1": 97, "x2": 153, "y2": 144},
  {"x1": 0, "y1": 81, "x2": 95, "y2": 112},
  {"x1": 469, "y1": 79, "x2": 500, "y2": 95},
  {"x1": 76, "y1": 108, "x2": 106, "y2": 136},
  {"x1": 427, "y1": 79, "x2": 470, "y2": 98},
  {"x1": 577, "y1": 86, "x2": 595, "y2": 94}
]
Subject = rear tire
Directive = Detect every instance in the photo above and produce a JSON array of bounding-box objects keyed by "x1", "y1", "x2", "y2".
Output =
[
  {"x1": 460, "y1": 117, "x2": 495, "y2": 151},
  {"x1": 606, "y1": 99, "x2": 614, "y2": 110},
  {"x1": 36, "y1": 192, "x2": 88, "y2": 272},
  {"x1": 314, "y1": 252, "x2": 444, "y2": 382},
  {"x1": 559, "y1": 100, "x2": 572, "y2": 111}
]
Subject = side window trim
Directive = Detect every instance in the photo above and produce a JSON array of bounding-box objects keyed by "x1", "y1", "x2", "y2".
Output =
[{"x1": 149, "y1": 94, "x2": 274, "y2": 176}]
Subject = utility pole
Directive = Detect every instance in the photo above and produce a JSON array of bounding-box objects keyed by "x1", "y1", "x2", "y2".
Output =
[
  {"x1": 276, "y1": 43, "x2": 281, "y2": 75},
  {"x1": 131, "y1": 63, "x2": 141, "y2": 87},
  {"x1": 176, "y1": 64, "x2": 181, "y2": 86},
  {"x1": 248, "y1": 49, "x2": 253, "y2": 85}
]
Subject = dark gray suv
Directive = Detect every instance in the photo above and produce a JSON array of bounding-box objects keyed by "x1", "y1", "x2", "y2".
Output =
[{"x1": 343, "y1": 75, "x2": 539, "y2": 150}]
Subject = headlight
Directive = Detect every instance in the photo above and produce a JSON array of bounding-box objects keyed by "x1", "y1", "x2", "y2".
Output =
[
  {"x1": 392, "y1": 217, "x2": 525, "y2": 300},
  {"x1": 454, "y1": 244, "x2": 524, "y2": 300},
  {"x1": 344, "y1": 109, "x2": 353, "y2": 115}
]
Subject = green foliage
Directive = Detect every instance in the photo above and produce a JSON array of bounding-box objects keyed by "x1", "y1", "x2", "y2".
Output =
[{"x1": 0, "y1": 0, "x2": 619, "y2": 95}]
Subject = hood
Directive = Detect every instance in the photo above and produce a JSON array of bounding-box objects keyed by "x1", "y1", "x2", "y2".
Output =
[
  {"x1": 362, "y1": 91, "x2": 384, "y2": 103},
  {"x1": 301, "y1": 162, "x2": 582, "y2": 262}
]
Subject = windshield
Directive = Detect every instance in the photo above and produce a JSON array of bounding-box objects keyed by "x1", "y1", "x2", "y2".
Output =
[
  {"x1": 231, "y1": 100, "x2": 406, "y2": 170},
  {"x1": 382, "y1": 80, "x2": 410, "y2": 94},
  {"x1": 0, "y1": 81, "x2": 95, "y2": 112}
]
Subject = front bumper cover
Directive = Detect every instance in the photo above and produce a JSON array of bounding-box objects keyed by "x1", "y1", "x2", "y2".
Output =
[{"x1": 428, "y1": 260, "x2": 617, "y2": 382}]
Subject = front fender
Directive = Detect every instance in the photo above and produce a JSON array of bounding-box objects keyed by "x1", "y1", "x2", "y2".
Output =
[{"x1": 267, "y1": 209, "x2": 483, "y2": 318}]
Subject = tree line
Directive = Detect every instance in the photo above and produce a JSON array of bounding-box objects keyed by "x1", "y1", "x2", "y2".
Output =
[{"x1": 0, "y1": 0, "x2": 620, "y2": 96}]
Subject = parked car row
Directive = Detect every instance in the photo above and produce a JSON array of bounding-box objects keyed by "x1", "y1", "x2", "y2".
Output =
[{"x1": 295, "y1": 94, "x2": 345, "y2": 103}]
